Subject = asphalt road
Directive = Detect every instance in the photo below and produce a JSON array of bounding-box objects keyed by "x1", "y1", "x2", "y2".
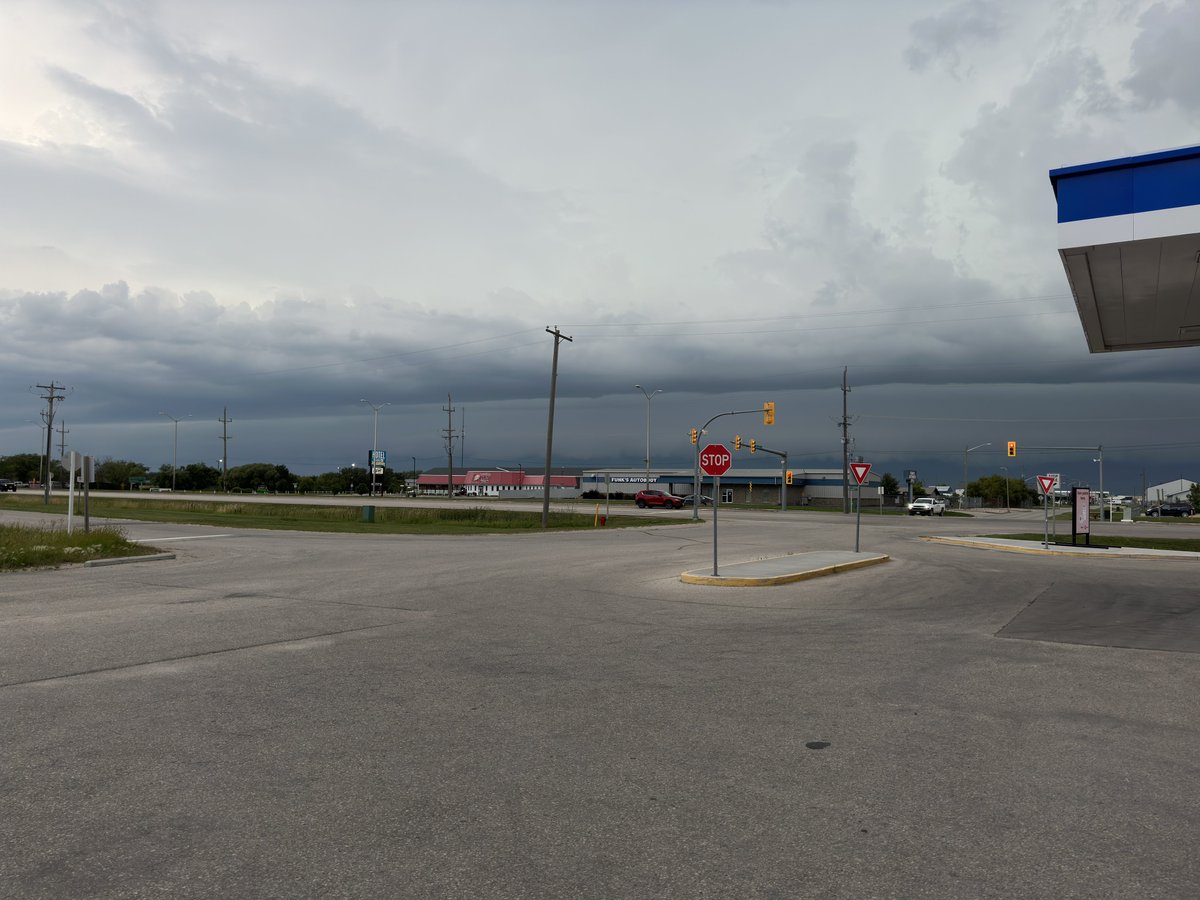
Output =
[{"x1": 2, "y1": 507, "x2": 1198, "y2": 898}]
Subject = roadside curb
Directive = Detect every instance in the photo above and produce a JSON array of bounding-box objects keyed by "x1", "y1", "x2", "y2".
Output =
[
  {"x1": 681, "y1": 552, "x2": 889, "y2": 586},
  {"x1": 924, "y1": 535, "x2": 1200, "y2": 560},
  {"x1": 85, "y1": 552, "x2": 177, "y2": 568}
]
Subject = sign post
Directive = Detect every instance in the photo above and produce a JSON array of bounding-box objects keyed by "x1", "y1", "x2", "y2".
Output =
[
  {"x1": 851, "y1": 462, "x2": 872, "y2": 552},
  {"x1": 1037, "y1": 475, "x2": 1056, "y2": 548},
  {"x1": 699, "y1": 443, "x2": 732, "y2": 575}
]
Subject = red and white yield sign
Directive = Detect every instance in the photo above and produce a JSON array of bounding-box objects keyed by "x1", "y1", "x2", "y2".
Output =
[
  {"x1": 850, "y1": 462, "x2": 872, "y2": 485},
  {"x1": 1037, "y1": 475, "x2": 1057, "y2": 496},
  {"x1": 699, "y1": 443, "x2": 732, "y2": 476}
]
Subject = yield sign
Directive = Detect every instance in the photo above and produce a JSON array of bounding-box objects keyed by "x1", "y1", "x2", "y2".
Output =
[
  {"x1": 850, "y1": 462, "x2": 871, "y2": 485},
  {"x1": 1037, "y1": 475, "x2": 1057, "y2": 496}
]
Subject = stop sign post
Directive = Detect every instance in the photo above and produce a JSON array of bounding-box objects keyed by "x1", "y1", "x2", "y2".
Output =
[{"x1": 698, "y1": 443, "x2": 731, "y2": 575}]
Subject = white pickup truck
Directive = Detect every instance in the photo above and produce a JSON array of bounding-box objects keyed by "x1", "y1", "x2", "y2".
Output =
[{"x1": 907, "y1": 496, "x2": 946, "y2": 516}]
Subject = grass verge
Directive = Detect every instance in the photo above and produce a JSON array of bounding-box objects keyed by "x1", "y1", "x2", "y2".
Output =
[
  {"x1": 0, "y1": 495, "x2": 677, "y2": 535},
  {"x1": 983, "y1": 533, "x2": 1200, "y2": 553},
  {"x1": 0, "y1": 523, "x2": 158, "y2": 571}
]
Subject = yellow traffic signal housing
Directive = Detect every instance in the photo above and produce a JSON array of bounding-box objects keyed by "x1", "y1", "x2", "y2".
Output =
[
  {"x1": 750, "y1": 439, "x2": 757, "y2": 453},
  {"x1": 763, "y1": 401, "x2": 776, "y2": 425},
  {"x1": 690, "y1": 428, "x2": 698, "y2": 445},
  {"x1": 734, "y1": 434, "x2": 742, "y2": 450},
  {"x1": 1007, "y1": 441, "x2": 1017, "y2": 457},
  {"x1": 785, "y1": 470, "x2": 793, "y2": 485}
]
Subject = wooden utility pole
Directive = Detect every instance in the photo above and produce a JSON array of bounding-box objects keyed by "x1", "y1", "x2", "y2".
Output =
[
  {"x1": 35, "y1": 381, "x2": 66, "y2": 505},
  {"x1": 443, "y1": 394, "x2": 457, "y2": 499},
  {"x1": 542, "y1": 326, "x2": 573, "y2": 528},
  {"x1": 219, "y1": 407, "x2": 233, "y2": 492}
]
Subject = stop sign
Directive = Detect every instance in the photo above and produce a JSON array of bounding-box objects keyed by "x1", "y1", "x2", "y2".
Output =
[{"x1": 699, "y1": 443, "x2": 732, "y2": 476}]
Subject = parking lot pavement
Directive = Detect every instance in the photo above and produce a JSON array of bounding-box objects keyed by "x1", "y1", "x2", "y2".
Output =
[{"x1": 2, "y1": 514, "x2": 1199, "y2": 897}]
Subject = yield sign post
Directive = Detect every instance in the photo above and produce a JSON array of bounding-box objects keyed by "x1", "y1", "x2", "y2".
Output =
[
  {"x1": 1038, "y1": 475, "x2": 1056, "y2": 548},
  {"x1": 698, "y1": 443, "x2": 731, "y2": 575},
  {"x1": 850, "y1": 462, "x2": 871, "y2": 552}
]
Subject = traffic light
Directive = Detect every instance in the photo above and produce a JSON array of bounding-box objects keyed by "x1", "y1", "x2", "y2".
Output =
[
  {"x1": 690, "y1": 428, "x2": 698, "y2": 445},
  {"x1": 763, "y1": 401, "x2": 775, "y2": 425},
  {"x1": 734, "y1": 434, "x2": 742, "y2": 450},
  {"x1": 785, "y1": 470, "x2": 793, "y2": 485},
  {"x1": 750, "y1": 439, "x2": 757, "y2": 453},
  {"x1": 1007, "y1": 441, "x2": 1017, "y2": 457}
]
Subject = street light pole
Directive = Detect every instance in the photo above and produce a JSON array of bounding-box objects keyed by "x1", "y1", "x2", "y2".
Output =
[
  {"x1": 634, "y1": 385, "x2": 662, "y2": 491},
  {"x1": 1000, "y1": 465, "x2": 1010, "y2": 512},
  {"x1": 360, "y1": 399, "x2": 389, "y2": 496},
  {"x1": 158, "y1": 412, "x2": 191, "y2": 492},
  {"x1": 963, "y1": 442, "x2": 991, "y2": 509}
]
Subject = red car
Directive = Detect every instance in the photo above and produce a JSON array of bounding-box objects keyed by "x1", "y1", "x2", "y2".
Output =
[{"x1": 635, "y1": 489, "x2": 684, "y2": 509}]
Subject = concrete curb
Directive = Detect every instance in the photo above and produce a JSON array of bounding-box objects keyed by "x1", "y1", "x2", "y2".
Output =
[
  {"x1": 924, "y1": 535, "x2": 1200, "y2": 560},
  {"x1": 681, "y1": 553, "x2": 889, "y2": 586},
  {"x1": 84, "y1": 552, "x2": 176, "y2": 568}
]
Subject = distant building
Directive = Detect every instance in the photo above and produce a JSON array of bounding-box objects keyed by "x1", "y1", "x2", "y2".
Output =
[{"x1": 1145, "y1": 478, "x2": 1196, "y2": 504}]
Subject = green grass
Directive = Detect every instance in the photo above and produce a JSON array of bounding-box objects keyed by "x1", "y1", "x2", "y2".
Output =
[
  {"x1": 0, "y1": 495, "x2": 675, "y2": 534},
  {"x1": 0, "y1": 523, "x2": 158, "y2": 571},
  {"x1": 983, "y1": 532, "x2": 1200, "y2": 553}
]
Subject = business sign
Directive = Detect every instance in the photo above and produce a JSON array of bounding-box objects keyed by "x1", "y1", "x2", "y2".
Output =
[
  {"x1": 1073, "y1": 487, "x2": 1091, "y2": 535},
  {"x1": 369, "y1": 450, "x2": 387, "y2": 465}
]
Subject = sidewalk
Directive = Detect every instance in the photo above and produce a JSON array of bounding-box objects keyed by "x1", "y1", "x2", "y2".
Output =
[{"x1": 681, "y1": 550, "x2": 889, "y2": 586}]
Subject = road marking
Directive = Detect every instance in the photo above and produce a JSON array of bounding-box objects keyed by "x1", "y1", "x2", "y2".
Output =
[{"x1": 133, "y1": 534, "x2": 235, "y2": 542}]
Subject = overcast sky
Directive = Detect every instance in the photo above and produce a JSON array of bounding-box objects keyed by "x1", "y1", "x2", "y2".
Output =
[{"x1": 2, "y1": 0, "x2": 1199, "y2": 490}]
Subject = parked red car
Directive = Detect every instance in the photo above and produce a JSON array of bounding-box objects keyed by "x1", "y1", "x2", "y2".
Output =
[{"x1": 635, "y1": 489, "x2": 684, "y2": 509}]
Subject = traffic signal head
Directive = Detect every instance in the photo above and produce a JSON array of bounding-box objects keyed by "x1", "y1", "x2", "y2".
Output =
[
  {"x1": 750, "y1": 439, "x2": 757, "y2": 453},
  {"x1": 690, "y1": 428, "x2": 698, "y2": 445},
  {"x1": 785, "y1": 470, "x2": 793, "y2": 485},
  {"x1": 763, "y1": 401, "x2": 775, "y2": 425},
  {"x1": 734, "y1": 434, "x2": 742, "y2": 450},
  {"x1": 1007, "y1": 441, "x2": 1017, "y2": 457}
]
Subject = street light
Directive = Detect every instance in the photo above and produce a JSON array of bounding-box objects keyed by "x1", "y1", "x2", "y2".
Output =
[
  {"x1": 359, "y1": 399, "x2": 389, "y2": 496},
  {"x1": 1000, "y1": 465, "x2": 1010, "y2": 512},
  {"x1": 634, "y1": 385, "x2": 662, "y2": 491},
  {"x1": 963, "y1": 442, "x2": 991, "y2": 509},
  {"x1": 158, "y1": 412, "x2": 191, "y2": 492},
  {"x1": 1093, "y1": 449, "x2": 1105, "y2": 520}
]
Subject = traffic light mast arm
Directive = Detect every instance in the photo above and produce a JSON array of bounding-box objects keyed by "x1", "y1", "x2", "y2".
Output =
[
  {"x1": 750, "y1": 445, "x2": 786, "y2": 460},
  {"x1": 689, "y1": 408, "x2": 767, "y2": 520}
]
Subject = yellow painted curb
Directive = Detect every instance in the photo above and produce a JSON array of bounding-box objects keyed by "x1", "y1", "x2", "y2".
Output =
[{"x1": 680, "y1": 554, "x2": 889, "y2": 586}]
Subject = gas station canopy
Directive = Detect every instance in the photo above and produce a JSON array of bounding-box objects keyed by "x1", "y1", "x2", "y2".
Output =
[{"x1": 1049, "y1": 144, "x2": 1200, "y2": 352}]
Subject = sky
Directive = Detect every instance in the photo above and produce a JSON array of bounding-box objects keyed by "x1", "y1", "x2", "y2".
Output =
[{"x1": 1, "y1": 0, "x2": 1199, "y2": 492}]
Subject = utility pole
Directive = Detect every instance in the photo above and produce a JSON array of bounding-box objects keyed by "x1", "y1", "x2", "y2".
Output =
[
  {"x1": 459, "y1": 406, "x2": 466, "y2": 475},
  {"x1": 542, "y1": 326, "x2": 573, "y2": 528},
  {"x1": 35, "y1": 381, "x2": 67, "y2": 506},
  {"x1": 443, "y1": 394, "x2": 457, "y2": 499},
  {"x1": 218, "y1": 407, "x2": 232, "y2": 492},
  {"x1": 57, "y1": 421, "x2": 69, "y2": 457},
  {"x1": 840, "y1": 367, "x2": 851, "y2": 514}
]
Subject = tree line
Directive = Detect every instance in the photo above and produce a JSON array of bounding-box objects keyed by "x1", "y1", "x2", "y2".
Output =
[{"x1": 0, "y1": 454, "x2": 412, "y2": 495}]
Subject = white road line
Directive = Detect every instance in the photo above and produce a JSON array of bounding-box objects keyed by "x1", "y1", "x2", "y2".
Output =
[{"x1": 133, "y1": 534, "x2": 235, "y2": 542}]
